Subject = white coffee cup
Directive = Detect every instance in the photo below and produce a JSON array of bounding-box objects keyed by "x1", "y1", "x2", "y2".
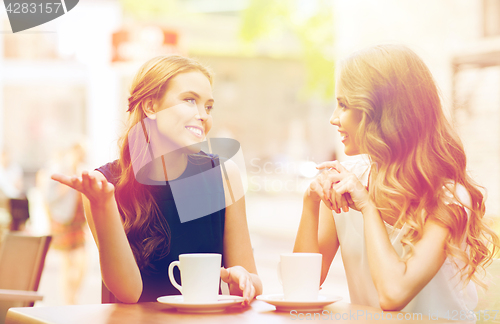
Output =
[
  {"x1": 168, "y1": 253, "x2": 222, "y2": 303},
  {"x1": 278, "y1": 253, "x2": 322, "y2": 301}
]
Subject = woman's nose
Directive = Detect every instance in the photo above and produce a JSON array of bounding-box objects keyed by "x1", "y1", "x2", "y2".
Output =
[
  {"x1": 195, "y1": 107, "x2": 209, "y2": 121},
  {"x1": 330, "y1": 108, "x2": 340, "y2": 126}
]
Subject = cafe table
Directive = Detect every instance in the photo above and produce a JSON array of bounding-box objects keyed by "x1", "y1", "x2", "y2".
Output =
[{"x1": 6, "y1": 299, "x2": 476, "y2": 324}]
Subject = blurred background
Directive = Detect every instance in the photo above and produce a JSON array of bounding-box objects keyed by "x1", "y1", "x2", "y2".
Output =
[{"x1": 0, "y1": 0, "x2": 499, "y2": 307}]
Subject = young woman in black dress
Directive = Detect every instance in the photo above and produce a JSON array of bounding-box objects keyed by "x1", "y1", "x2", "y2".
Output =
[{"x1": 52, "y1": 55, "x2": 262, "y2": 304}]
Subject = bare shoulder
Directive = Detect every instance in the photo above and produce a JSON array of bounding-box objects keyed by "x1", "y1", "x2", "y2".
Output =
[
  {"x1": 423, "y1": 218, "x2": 449, "y2": 234},
  {"x1": 220, "y1": 158, "x2": 240, "y2": 175},
  {"x1": 219, "y1": 158, "x2": 246, "y2": 207},
  {"x1": 419, "y1": 218, "x2": 450, "y2": 246}
]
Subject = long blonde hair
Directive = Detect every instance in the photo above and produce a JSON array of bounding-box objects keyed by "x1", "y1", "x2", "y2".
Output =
[
  {"x1": 337, "y1": 44, "x2": 499, "y2": 288},
  {"x1": 115, "y1": 55, "x2": 213, "y2": 270}
]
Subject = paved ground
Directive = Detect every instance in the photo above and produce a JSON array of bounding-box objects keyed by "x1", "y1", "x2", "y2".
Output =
[{"x1": 35, "y1": 191, "x2": 350, "y2": 306}]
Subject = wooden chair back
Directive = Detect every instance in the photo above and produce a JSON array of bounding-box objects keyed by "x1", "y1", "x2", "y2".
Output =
[
  {"x1": 0, "y1": 233, "x2": 51, "y2": 324},
  {"x1": 0, "y1": 233, "x2": 52, "y2": 306}
]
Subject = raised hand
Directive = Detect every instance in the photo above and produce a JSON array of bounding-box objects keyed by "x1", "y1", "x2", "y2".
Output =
[
  {"x1": 220, "y1": 266, "x2": 256, "y2": 306},
  {"x1": 51, "y1": 171, "x2": 115, "y2": 207},
  {"x1": 305, "y1": 165, "x2": 350, "y2": 213},
  {"x1": 316, "y1": 160, "x2": 370, "y2": 212}
]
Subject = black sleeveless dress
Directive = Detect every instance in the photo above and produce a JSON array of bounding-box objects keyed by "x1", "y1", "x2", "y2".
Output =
[{"x1": 96, "y1": 152, "x2": 226, "y2": 302}]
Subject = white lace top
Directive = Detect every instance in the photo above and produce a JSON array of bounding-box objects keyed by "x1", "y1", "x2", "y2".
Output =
[{"x1": 333, "y1": 155, "x2": 477, "y2": 318}]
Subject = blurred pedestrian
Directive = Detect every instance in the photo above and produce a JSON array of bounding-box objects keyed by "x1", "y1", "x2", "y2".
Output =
[
  {"x1": 0, "y1": 147, "x2": 27, "y2": 231},
  {"x1": 39, "y1": 143, "x2": 87, "y2": 304},
  {"x1": 0, "y1": 148, "x2": 24, "y2": 199}
]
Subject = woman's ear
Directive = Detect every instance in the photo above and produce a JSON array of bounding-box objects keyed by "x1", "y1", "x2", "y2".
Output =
[{"x1": 141, "y1": 99, "x2": 157, "y2": 120}]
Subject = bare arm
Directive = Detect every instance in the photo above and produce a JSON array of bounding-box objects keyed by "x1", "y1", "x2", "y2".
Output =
[
  {"x1": 362, "y1": 201, "x2": 448, "y2": 310},
  {"x1": 318, "y1": 203, "x2": 340, "y2": 284},
  {"x1": 320, "y1": 160, "x2": 450, "y2": 311},
  {"x1": 52, "y1": 171, "x2": 142, "y2": 303},
  {"x1": 294, "y1": 196, "x2": 340, "y2": 285},
  {"x1": 219, "y1": 159, "x2": 263, "y2": 304}
]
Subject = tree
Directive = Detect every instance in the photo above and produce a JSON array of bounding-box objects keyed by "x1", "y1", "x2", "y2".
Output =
[
  {"x1": 240, "y1": 0, "x2": 335, "y2": 100},
  {"x1": 118, "y1": 0, "x2": 335, "y2": 99}
]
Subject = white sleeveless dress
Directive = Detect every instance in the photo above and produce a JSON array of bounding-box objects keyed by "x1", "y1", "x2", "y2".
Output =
[{"x1": 333, "y1": 155, "x2": 478, "y2": 319}]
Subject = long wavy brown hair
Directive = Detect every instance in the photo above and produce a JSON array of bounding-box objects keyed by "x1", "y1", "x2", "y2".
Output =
[
  {"x1": 337, "y1": 44, "x2": 499, "y2": 288},
  {"x1": 115, "y1": 55, "x2": 213, "y2": 270}
]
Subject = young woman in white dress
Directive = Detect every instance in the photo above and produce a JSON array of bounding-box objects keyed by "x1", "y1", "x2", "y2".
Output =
[{"x1": 294, "y1": 44, "x2": 499, "y2": 318}]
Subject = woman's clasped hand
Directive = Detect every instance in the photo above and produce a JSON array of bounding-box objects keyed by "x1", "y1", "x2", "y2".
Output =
[{"x1": 306, "y1": 161, "x2": 369, "y2": 213}]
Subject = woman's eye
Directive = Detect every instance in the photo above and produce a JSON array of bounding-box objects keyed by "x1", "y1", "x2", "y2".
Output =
[
  {"x1": 339, "y1": 102, "x2": 347, "y2": 110},
  {"x1": 205, "y1": 105, "x2": 214, "y2": 113},
  {"x1": 185, "y1": 98, "x2": 196, "y2": 105}
]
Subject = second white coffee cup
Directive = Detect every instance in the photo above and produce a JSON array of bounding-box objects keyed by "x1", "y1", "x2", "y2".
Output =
[
  {"x1": 168, "y1": 253, "x2": 222, "y2": 303},
  {"x1": 278, "y1": 253, "x2": 322, "y2": 301}
]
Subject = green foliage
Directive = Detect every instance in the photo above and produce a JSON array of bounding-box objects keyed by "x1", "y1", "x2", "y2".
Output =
[
  {"x1": 118, "y1": 0, "x2": 335, "y2": 99},
  {"x1": 239, "y1": 0, "x2": 291, "y2": 42},
  {"x1": 119, "y1": 0, "x2": 177, "y2": 19},
  {"x1": 240, "y1": 0, "x2": 335, "y2": 100}
]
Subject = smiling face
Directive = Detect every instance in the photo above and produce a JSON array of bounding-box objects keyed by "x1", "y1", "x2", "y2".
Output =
[
  {"x1": 150, "y1": 70, "x2": 214, "y2": 154},
  {"x1": 330, "y1": 82, "x2": 363, "y2": 156}
]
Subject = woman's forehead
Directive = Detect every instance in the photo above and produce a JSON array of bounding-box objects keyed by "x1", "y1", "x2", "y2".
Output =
[{"x1": 168, "y1": 71, "x2": 212, "y2": 92}]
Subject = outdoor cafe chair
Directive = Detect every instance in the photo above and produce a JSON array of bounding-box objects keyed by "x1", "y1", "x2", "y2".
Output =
[{"x1": 0, "y1": 233, "x2": 51, "y2": 324}]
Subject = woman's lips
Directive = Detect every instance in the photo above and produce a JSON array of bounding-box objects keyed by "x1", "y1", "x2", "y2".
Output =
[{"x1": 186, "y1": 126, "x2": 203, "y2": 138}]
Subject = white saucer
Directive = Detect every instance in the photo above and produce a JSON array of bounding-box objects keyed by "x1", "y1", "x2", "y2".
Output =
[
  {"x1": 157, "y1": 295, "x2": 245, "y2": 313},
  {"x1": 256, "y1": 294, "x2": 342, "y2": 312}
]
